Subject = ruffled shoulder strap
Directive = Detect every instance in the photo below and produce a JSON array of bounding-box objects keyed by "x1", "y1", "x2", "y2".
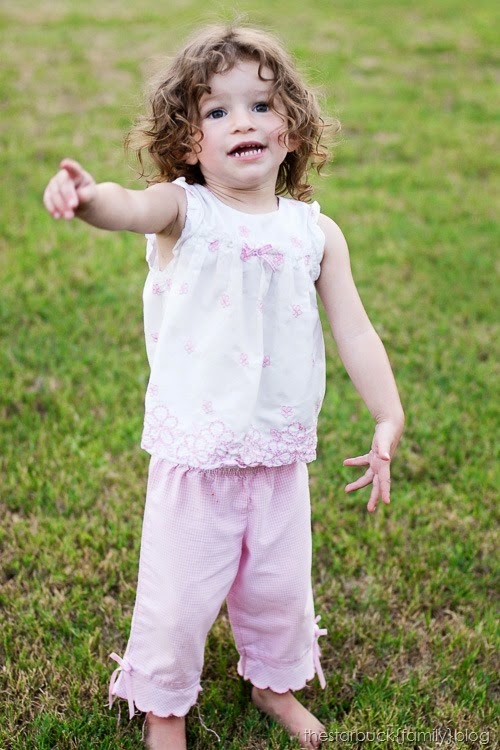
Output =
[
  {"x1": 145, "y1": 177, "x2": 205, "y2": 270},
  {"x1": 307, "y1": 200, "x2": 326, "y2": 282}
]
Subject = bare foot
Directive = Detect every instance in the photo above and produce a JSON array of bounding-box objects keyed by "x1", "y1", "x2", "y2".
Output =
[
  {"x1": 251, "y1": 686, "x2": 325, "y2": 749},
  {"x1": 144, "y1": 712, "x2": 187, "y2": 750}
]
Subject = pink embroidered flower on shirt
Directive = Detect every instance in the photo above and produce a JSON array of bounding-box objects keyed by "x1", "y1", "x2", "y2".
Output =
[
  {"x1": 240, "y1": 353, "x2": 249, "y2": 366},
  {"x1": 202, "y1": 400, "x2": 213, "y2": 414},
  {"x1": 151, "y1": 332, "x2": 159, "y2": 342},
  {"x1": 174, "y1": 420, "x2": 236, "y2": 466},
  {"x1": 292, "y1": 304, "x2": 303, "y2": 317},
  {"x1": 265, "y1": 421, "x2": 316, "y2": 464},
  {"x1": 185, "y1": 340, "x2": 195, "y2": 354},
  {"x1": 291, "y1": 236, "x2": 303, "y2": 248},
  {"x1": 220, "y1": 294, "x2": 230, "y2": 308},
  {"x1": 262, "y1": 355, "x2": 271, "y2": 368},
  {"x1": 238, "y1": 225, "x2": 250, "y2": 237},
  {"x1": 166, "y1": 278, "x2": 173, "y2": 290},
  {"x1": 281, "y1": 406, "x2": 294, "y2": 419},
  {"x1": 273, "y1": 421, "x2": 310, "y2": 446},
  {"x1": 179, "y1": 282, "x2": 189, "y2": 295},
  {"x1": 209, "y1": 240, "x2": 220, "y2": 252},
  {"x1": 152, "y1": 282, "x2": 163, "y2": 295},
  {"x1": 142, "y1": 405, "x2": 179, "y2": 451}
]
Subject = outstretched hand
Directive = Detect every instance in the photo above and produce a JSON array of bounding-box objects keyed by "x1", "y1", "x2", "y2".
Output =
[
  {"x1": 43, "y1": 158, "x2": 96, "y2": 220},
  {"x1": 343, "y1": 421, "x2": 400, "y2": 513}
]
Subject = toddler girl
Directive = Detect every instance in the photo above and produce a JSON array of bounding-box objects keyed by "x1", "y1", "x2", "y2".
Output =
[{"x1": 43, "y1": 24, "x2": 404, "y2": 750}]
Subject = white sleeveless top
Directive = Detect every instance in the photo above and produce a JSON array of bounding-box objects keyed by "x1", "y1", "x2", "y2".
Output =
[{"x1": 141, "y1": 177, "x2": 326, "y2": 469}]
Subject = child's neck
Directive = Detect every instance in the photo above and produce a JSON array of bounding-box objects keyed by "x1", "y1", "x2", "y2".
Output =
[{"x1": 203, "y1": 179, "x2": 279, "y2": 214}]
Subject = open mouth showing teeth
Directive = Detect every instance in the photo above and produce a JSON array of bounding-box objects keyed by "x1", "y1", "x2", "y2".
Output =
[{"x1": 229, "y1": 144, "x2": 265, "y2": 158}]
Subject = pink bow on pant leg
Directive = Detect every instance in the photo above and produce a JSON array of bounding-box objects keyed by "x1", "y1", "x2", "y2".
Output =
[
  {"x1": 312, "y1": 615, "x2": 328, "y2": 689},
  {"x1": 108, "y1": 652, "x2": 136, "y2": 720}
]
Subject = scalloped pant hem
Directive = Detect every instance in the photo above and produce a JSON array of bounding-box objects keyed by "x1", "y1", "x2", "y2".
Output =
[
  {"x1": 237, "y1": 646, "x2": 319, "y2": 694},
  {"x1": 110, "y1": 663, "x2": 202, "y2": 719}
]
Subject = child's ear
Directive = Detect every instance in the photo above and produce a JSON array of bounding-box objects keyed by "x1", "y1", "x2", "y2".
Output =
[
  {"x1": 184, "y1": 129, "x2": 202, "y2": 165},
  {"x1": 286, "y1": 133, "x2": 300, "y2": 152},
  {"x1": 184, "y1": 150, "x2": 199, "y2": 166}
]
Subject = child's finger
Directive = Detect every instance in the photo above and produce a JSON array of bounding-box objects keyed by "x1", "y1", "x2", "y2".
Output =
[
  {"x1": 51, "y1": 179, "x2": 72, "y2": 217},
  {"x1": 58, "y1": 168, "x2": 81, "y2": 210},
  {"x1": 60, "y1": 158, "x2": 94, "y2": 192},
  {"x1": 345, "y1": 471, "x2": 372, "y2": 493},
  {"x1": 45, "y1": 173, "x2": 76, "y2": 219},
  {"x1": 46, "y1": 180, "x2": 67, "y2": 217},
  {"x1": 367, "y1": 475, "x2": 380, "y2": 512},
  {"x1": 378, "y1": 461, "x2": 392, "y2": 504},
  {"x1": 379, "y1": 475, "x2": 391, "y2": 504},
  {"x1": 43, "y1": 188, "x2": 58, "y2": 218},
  {"x1": 343, "y1": 453, "x2": 370, "y2": 467},
  {"x1": 59, "y1": 157, "x2": 85, "y2": 182},
  {"x1": 60, "y1": 182, "x2": 79, "y2": 217}
]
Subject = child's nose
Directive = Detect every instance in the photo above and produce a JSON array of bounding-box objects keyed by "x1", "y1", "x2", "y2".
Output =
[{"x1": 230, "y1": 107, "x2": 256, "y2": 132}]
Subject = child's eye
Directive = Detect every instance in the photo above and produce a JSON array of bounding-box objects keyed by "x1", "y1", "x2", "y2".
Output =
[
  {"x1": 206, "y1": 108, "x2": 226, "y2": 119},
  {"x1": 253, "y1": 102, "x2": 270, "y2": 113}
]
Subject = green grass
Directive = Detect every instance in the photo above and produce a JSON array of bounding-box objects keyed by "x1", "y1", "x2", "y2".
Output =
[{"x1": 1, "y1": 0, "x2": 498, "y2": 748}]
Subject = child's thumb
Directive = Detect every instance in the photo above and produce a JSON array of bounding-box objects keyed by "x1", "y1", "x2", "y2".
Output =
[
  {"x1": 374, "y1": 424, "x2": 393, "y2": 461},
  {"x1": 376, "y1": 442, "x2": 391, "y2": 461},
  {"x1": 76, "y1": 185, "x2": 95, "y2": 204}
]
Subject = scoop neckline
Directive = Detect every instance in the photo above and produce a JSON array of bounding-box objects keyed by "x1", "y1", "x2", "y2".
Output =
[{"x1": 200, "y1": 184, "x2": 281, "y2": 217}]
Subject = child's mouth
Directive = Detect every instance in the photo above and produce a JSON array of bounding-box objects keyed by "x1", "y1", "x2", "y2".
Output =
[{"x1": 229, "y1": 143, "x2": 265, "y2": 159}]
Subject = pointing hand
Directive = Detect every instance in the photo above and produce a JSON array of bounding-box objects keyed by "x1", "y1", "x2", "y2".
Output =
[{"x1": 43, "y1": 158, "x2": 96, "y2": 220}]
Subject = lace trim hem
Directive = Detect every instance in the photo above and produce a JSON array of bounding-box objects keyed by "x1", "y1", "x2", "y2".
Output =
[{"x1": 141, "y1": 405, "x2": 318, "y2": 468}]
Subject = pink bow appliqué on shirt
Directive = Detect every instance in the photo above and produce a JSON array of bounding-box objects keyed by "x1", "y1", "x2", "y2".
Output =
[{"x1": 240, "y1": 243, "x2": 284, "y2": 272}]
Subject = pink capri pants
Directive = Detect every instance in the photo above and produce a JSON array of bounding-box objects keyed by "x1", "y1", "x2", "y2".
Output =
[{"x1": 109, "y1": 457, "x2": 327, "y2": 719}]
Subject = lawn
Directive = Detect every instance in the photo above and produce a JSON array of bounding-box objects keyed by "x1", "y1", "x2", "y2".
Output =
[{"x1": 0, "y1": 0, "x2": 498, "y2": 748}]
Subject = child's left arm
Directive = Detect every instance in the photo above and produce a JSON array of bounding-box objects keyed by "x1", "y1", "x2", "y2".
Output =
[{"x1": 315, "y1": 214, "x2": 405, "y2": 512}]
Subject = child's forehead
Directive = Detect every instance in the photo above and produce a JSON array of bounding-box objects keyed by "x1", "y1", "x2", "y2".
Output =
[
  {"x1": 205, "y1": 59, "x2": 275, "y2": 93},
  {"x1": 207, "y1": 60, "x2": 274, "y2": 89}
]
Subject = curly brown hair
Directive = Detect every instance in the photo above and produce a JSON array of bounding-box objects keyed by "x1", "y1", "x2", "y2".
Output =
[{"x1": 127, "y1": 24, "x2": 338, "y2": 201}]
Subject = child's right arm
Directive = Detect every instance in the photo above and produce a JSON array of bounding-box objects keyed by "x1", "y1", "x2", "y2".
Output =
[{"x1": 43, "y1": 158, "x2": 184, "y2": 235}]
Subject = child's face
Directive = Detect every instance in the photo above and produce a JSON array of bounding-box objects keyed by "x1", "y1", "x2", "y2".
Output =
[{"x1": 188, "y1": 59, "x2": 296, "y2": 192}]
